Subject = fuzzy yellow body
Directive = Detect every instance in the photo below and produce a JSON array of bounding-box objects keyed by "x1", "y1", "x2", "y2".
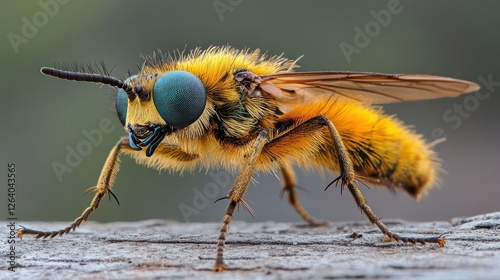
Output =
[
  {"x1": 22, "y1": 46, "x2": 479, "y2": 271},
  {"x1": 125, "y1": 47, "x2": 437, "y2": 199}
]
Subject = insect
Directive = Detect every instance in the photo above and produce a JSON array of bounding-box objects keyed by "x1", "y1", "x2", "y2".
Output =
[{"x1": 18, "y1": 46, "x2": 479, "y2": 271}]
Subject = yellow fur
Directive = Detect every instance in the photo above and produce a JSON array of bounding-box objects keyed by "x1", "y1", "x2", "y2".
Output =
[
  {"x1": 22, "y1": 46, "x2": 466, "y2": 266},
  {"x1": 275, "y1": 101, "x2": 439, "y2": 200},
  {"x1": 123, "y1": 46, "x2": 439, "y2": 199}
]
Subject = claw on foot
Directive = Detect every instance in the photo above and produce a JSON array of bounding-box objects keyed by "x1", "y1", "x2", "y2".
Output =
[
  {"x1": 382, "y1": 233, "x2": 446, "y2": 247},
  {"x1": 310, "y1": 220, "x2": 328, "y2": 227},
  {"x1": 213, "y1": 264, "x2": 227, "y2": 272}
]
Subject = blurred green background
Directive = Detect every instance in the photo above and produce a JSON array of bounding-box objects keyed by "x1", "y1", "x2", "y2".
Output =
[{"x1": 1, "y1": 1, "x2": 499, "y2": 226}]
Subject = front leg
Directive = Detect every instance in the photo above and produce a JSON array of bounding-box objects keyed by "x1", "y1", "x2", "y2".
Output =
[
  {"x1": 214, "y1": 130, "x2": 268, "y2": 271},
  {"x1": 18, "y1": 138, "x2": 198, "y2": 239},
  {"x1": 18, "y1": 137, "x2": 132, "y2": 239}
]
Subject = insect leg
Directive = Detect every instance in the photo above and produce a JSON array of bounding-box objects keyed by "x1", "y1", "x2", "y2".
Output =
[
  {"x1": 320, "y1": 115, "x2": 445, "y2": 247},
  {"x1": 346, "y1": 181, "x2": 445, "y2": 246},
  {"x1": 214, "y1": 129, "x2": 268, "y2": 272},
  {"x1": 280, "y1": 164, "x2": 327, "y2": 226},
  {"x1": 266, "y1": 115, "x2": 444, "y2": 246},
  {"x1": 17, "y1": 137, "x2": 131, "y2": 239}
]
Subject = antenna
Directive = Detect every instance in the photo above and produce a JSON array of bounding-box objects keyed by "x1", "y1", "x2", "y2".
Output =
[{"x1": 40, "y1": 67, "x2": 138, "y2": 100}]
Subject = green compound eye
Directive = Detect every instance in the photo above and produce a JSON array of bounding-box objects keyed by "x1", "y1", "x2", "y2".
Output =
[
  {"x1": 115, "y1": 75, "x2": 137, "y2": 126},
  {"x1": 153, "y1": 71, "x2": 206, "y2": 128}
]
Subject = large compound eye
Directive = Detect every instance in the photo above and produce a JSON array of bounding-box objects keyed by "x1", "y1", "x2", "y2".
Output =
[
  {"x1": 115, "y1": 75, "x2": 137, "y2": 126},
  {"x1": 153, "y1": 70, "x2": 206, "y2": 128}
]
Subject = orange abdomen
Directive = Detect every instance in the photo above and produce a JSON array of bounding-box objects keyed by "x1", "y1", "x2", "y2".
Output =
[{"x1": 275, "y1": 101, "x2": 439, "y2": 200}]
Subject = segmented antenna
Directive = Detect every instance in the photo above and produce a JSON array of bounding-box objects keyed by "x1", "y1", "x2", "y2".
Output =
[{"x1": 40, "y1": 67, "x2": 137, "y2": 100}]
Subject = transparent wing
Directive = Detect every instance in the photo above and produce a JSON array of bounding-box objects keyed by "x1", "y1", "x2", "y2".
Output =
[{"x1": 258, "y1": 72, "x2": 479, "y2": 112}]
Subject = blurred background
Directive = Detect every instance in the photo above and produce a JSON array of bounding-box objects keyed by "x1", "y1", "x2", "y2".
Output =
[{"x1": 1, "y1": 1, "x2": 499, "y2": 226}]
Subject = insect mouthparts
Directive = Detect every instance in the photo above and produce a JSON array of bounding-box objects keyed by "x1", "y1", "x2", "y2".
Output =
[{"x1": 127, "y1": 124, "x2": 169, "y2": 157}]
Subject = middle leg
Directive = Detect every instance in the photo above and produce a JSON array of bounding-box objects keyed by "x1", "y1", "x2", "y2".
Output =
[{"x1": 280, "y1": 164, "x2": 327, "y2": 226}]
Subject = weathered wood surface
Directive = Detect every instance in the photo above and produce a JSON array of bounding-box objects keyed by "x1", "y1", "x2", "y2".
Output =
[{"x1": 4, "y1": 212, "x2": 500, "y2": 279}]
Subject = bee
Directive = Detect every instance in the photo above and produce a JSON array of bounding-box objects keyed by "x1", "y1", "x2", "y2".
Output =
[{"x1": 18, "y1": 46, "x2": 479, "y2": 271}]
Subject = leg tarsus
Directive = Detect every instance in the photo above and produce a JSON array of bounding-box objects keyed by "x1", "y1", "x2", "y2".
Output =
[
  {"x1": 214, "y1": 200, "x2": 238, "y2": 271},
  {"x1": 213, "y1": 130, "x2": 268, "y2": 271},
  {"x1": 17, "y1": 192, "x2": 105, "y2": 239},
  {"x1": 346, "y1": 182, "x2": 445, "y2": 247},
  {"x1": 17, "y1": 138, "x2": 129, "y2": 240},
  {"x1": 280, "y1": 165, "x2": 327, "y2": 227},
  {"x1": 283, "y1": 185, "x2": 327, "y2": 227},
  {"x1": 213, "y1": 264, "x2": 228, "y2": 272},
  {"x1": 382, "y1": 232, "x2": 446, "y2": 247}
]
